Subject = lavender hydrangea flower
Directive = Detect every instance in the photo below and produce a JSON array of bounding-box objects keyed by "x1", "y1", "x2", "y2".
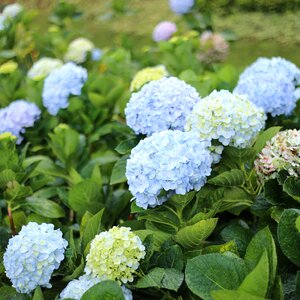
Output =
[
  {"x1": 125, "y1": 77, "x2": 201, "y2": 136},
  {"x1": 239, "y1": 57, "x2": 300, "y2": 85},
  {"x1": 234, "y1": 72, "x2": 297, "y2": 117},
  {"x1": 152, "y1": 21, "x2": 177, "y2": 42},
  {"x1": 126, "y1": 130, "x2": 213, "y2": 209},
  {"x1": 0, "y1": 100, "x2": 41, "y2": 143},
  {"x1": 4, "y1": 222, "x2": 68, "y2": 294},
  {"x1": 169, "y1": 0, "x2": 194, "y2": 14},
  {"x1": 42, "y1": 62, "x2": 87, "y2": 115},
  {"x1": 186, "y1": 90, "x2": 266, "y2": 148}
]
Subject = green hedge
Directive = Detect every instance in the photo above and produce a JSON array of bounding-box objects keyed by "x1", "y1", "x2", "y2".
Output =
[{"x1": 197, "y1": 0, "x2": 300, "y2": 13}]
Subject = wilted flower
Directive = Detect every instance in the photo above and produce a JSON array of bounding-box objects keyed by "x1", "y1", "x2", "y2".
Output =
[
  {"x1": 255, "y1": 129, "x2": 300, "y2": 182},
  {"x1": 60, "y1": 275, "x2": 132, "y2": 300},
  {"x1": 186, "y1": 90, "x2": 266, "y2": 148},
  {"x1": 125, "y1": 77, "x2": 201, "y2": 136},
  {"x1": 169, "y1": 0, "x2": 194, "y2": 14},
  {"x1": 85, "y1": 226, "x2": 145, "y2": 284},
  {"x1": 27, "y1": 57, "x2": 63, "y2": 81},
  {"x1": 4, "y1": 222, "x2": 68, "y2": 294},
  {"x1": 0, "y1": 100, "x2": 41, "y2": 143},
  {"x1": 152, "y1": 21, "x2": 177, "y2": 42},
  {"x1": 64, "y1": 37, "x2": 95, "y2": 64},
  {"x1": 198, "y1": 31, "x2": 229, "y2": 63},
  {"x1": 130, "y1": 65, "x2": 168, "y2": 91},
  {"x1": 238, "y1": 57, "x2": 300, "y2": 85},
  {"x1": 91, "y1": 48, "x2": 103, "y2": 61},
  {"x1": 2, "y1": 3, "x2": 23, "y2": 18},
  {"x1": 126, "y1": 130, "x2": 213, "y2": 209},
  {"x1": 234, "y1": 72, "x2": 297, "y2": 117},
  {"x1": 42, "y1": 62, "x2": 88, "y2": 115}
]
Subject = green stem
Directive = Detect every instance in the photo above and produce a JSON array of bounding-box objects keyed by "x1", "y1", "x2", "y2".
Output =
[{"x1": 7, "y1": 203, "x2": 16, "y2": 235}]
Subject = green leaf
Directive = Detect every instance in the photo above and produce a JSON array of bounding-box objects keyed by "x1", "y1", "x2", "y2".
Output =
[
  {"x1": 283, "y1": 177, "x2": 300, "y2": 202},
  {"x1": 0, "y1": 286, "x2": 28, "y2": 299},
  {"x1": 81, "y1": 280, "x2": 124, "y2": 300},
  {"x1": 110, "y1": 155, "x2": 129, "y2": 185},
  {"x1": 239, "y1": 251, "x2": 269, "y2": 297},
  {"x1": 208, "y1": 170, "x2": 244, "y2": 187},
  {"x1": 296, "y1": 216, "x2": 300, "y2": 233},
  {"x1": 115, "y1": 138, "x2": 139, "y2": 155},
  {"x1": 155, "y1": 245, "x2": 184, "y2": 271},
  {"x1": 136, "y1": 267, "x2": 184, "y2": 292},
  {"x1": 32, "y1": 286, "x2": 44, "y2": 300},
  {"x1": 211, "y1": 290, "x2": 264, "y2": 300},
  {"x1": 68, "y1": 179, "x2": 103, "y2": 216},
  {"x1": 185, "y1": 253, "x2": 247, "y2": 300},
  {"x1": 25, "y1": 197, "x2": 65, "y2": 218},
  {"x1": 175, "y1": 218, "x2": 218, "y2": 249},
  {"x1": 0, "y1": 169, "x2": 16, "y2": 189},
  {"x1": 278, "y1": 209, "x2": 300, "y2": 267},
  {"x1": 82, "y1": 208, "x2": 104, "y2": 253},
  {"x1": 134, "y1": 229, "x2": 171, "y2": 250},
  {"x1": 244, "y1": 227, "x2": 277, "y2": 294},
  {"x1": 253, "y1": 126, "x2": 281, "y2": 154}
]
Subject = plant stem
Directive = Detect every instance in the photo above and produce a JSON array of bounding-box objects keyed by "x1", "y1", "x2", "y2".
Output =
[{"x1": 7, "y1": 204, "x2": 16, "y2": 235}]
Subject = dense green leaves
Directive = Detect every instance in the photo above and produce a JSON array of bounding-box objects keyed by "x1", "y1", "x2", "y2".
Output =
[
  {"x1": 278, "y1": 209, "x2": 300, "y2": 267},
  {"x1": 208, "y1": 169, "x2": 245, "y2": 186}
]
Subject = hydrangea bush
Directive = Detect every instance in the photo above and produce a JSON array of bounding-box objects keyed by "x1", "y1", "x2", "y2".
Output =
[
  {"x1": 255, "y1": 129, "x2": 300, "y2": 182},
  {"x1": 0, "y1": 100, "x2": 41, "y2": 143},
  {"x1": 85, "y1": 226, "x2": 146, "y2": 283},
  {"x1": 126, "y1": 130, "x2": 213, "y2": 208},
  {"x1": 4, "y1": 223, "x2": 68, "y2": 294},
  {"x1": 125, "y1": 77, "x2": 201, "y2": 136},
  {"x1": 42, "y1": 62, "x2": 88, "y2": 115},
  {"x1": 186, "y1": 90, "x2": 266, "y2": 148}
]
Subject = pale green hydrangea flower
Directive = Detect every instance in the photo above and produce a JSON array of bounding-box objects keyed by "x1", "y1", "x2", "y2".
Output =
[
  {"x1": 255, "y1": 129, "x2": 300, "y2": 182},
  {"x1": 85, "y1": 226, "x2": 146, "y2": 284},
  {"x1": 130, "y1": 65, "x2": 168, "y2": 91},
  {"x1": 27, "y1": 57, "x2": 63, "y2": 81},
  {"x1": 64, "y1": 38, "x2": 95, "y2": 64}
]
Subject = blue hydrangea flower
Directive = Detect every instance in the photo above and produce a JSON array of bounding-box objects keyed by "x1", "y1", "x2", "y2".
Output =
[
  {"x1": 186, "y1": 90, "x2": 266, "y2": 148},
  {"x1": 125, "y1": 77, "x2": 201, "y2": 136},
  {"x1": 42, "y1": 62, "x2": 88, "y2": 115},
  {"x1": 60, "y1": 275, "x2": 133, "y2": 300},
  {"x1": 91, "y1": 48, "x2": 103, "y2": 61},
  {"x1": 126, "y1": 130, "x2": 213, "y2": 209},
  {"x1": 169, "y1": 0, "x2": 194, "y2": 14},
  {"x1": 234, "y1": 72, "x2": 297, "y2": 117},
  {"x1": 4, "y1": 222, "x2": 68, "y2": 294},
  {"x1": 0, "y1": 100, "x2": 41, "y2": 143},
  {"x1": 152, "y1": 21, "x2": 177, "y2": 42},
  {"x1": 239, "y1": 57, "x2": 300, "y2": 85}
]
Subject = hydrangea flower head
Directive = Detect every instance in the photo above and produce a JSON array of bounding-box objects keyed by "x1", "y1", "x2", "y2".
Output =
[
  {"x1": 27, "y1": 57, "x2": 63, "y2": 81},
  {"x1": 234, "y1": 72, "x2": 297, "y2": 117},
  {"x1": 199, "y1": 31, "x2": 229, "y2": 63},
  {"x1": 0, "y1": 100, "x2": 41, "y2": 143},
  {"x1": 60, "y1": 275, "x2": 133, "y2": 300},
  {"x1": 85, "y1": 226, "x2": 145, "y2": 284},
  {"x1": 152, "y1": 21, "x2": 177, "y2": 42},
  {"x1": 126, "y1": 130, "x2": 213, "y2": 209},
  {"x1": 130, "y1": 65, "x2": 168, "y2": 91},
  {"x1": 42, "y1": 62, "x2": 88, "y2": 115},
  {"x1": 91, "y1": 48, "x2": 103, "y2": 61},
  {"x1": 255, "y1": 129, "x2": 300, "y2": 182},
  {"x1": 4, "y1": 222, "x2": 68, "y2": 294},
  {"x1": 169, "y1": 0, "x2": 194, "y2": 14},
  {"x1": 239, "y1": 57, "x2": 300, "y2": 85},
  {"x1": 186, "y1": 90, "x2": 266, "y2": 148},
  {"x1": 125, "y1": 77, "x2": 200, "y2": 136},
  {"x1": 64, "y1": 38, "x2": 95, "y2": 64},
  {"x1": 2, "y1": 3, "x2": 23, "y2": 18}
]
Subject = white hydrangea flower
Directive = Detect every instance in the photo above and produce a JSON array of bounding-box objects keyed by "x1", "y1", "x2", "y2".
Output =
[
  {"x1": 2, "y1": 3, "x2": 23, "y2": 18},
  {"x1": 64, "y1": 38, "x2": 95, "y2": 64},
  {"x1": 186, "y1": 90, "x2": 266, "y2": 148},
  {"x1": 27, "y1": 57, "x2": 63, "y2": 81},
  {"x1": 4, "y1": 222, "x2": 68, "y2": 294},
  {"x1": 85, "y1": 226, "x2": 146, "y2": 284}
]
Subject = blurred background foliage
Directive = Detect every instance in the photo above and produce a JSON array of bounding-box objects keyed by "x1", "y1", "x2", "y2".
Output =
[{"x1": 1, "y1": 0, "x2": 298, "y2": 69}]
